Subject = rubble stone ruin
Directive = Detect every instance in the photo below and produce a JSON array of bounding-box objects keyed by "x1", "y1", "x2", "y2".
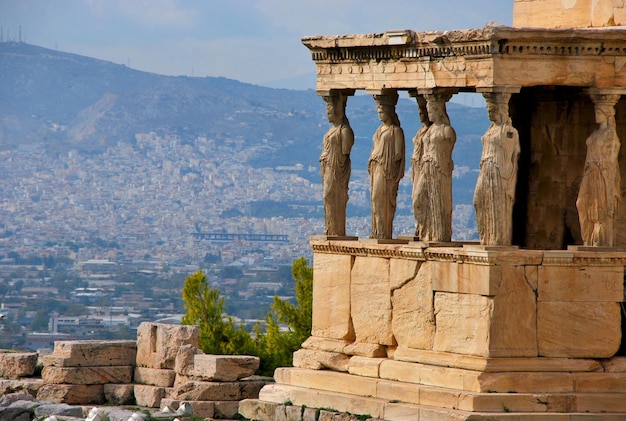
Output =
[{"x1": 241, "y1": 1, "x2": 626, "y2": 420}]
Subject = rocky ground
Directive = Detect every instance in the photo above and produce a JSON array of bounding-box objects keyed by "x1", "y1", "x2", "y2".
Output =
[{"x1": 0, "y1": 392, "x2": 222, "y2": 421}]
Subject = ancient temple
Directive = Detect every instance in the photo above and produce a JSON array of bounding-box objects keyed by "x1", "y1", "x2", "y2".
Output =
[{"x1": 240, "y1": 1, "x2": 626, "y2": 420}]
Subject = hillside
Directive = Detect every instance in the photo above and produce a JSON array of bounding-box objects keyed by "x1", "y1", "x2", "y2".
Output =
[{"x1": 0, "y1": 41, "x2": 488, "y2": 172}]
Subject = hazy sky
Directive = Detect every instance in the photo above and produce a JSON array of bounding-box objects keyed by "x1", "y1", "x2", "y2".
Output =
[{"x1": 1, "y1": 0, "x2": 513, "y2": 88}]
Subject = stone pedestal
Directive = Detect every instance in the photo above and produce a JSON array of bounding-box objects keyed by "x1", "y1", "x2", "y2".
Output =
[{"x1": 242, "y1": 240, "x2": 626, "y2": 420}]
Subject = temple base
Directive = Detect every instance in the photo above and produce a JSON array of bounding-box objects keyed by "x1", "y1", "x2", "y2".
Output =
[{"x1": 242, "y1": 241, "x2": 626, "y2": 420}]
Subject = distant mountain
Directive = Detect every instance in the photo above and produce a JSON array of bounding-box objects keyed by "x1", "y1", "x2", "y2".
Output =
[{"x1": 0, "y1": 41, "x2": 489, "y2": 203}]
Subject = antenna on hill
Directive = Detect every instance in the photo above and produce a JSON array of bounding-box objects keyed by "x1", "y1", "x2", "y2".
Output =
[
  {"x1": 19, "y1": 25, "x2": 22, "y2": 43},
  {"x1": 1, "y1": 27, "x2": 3, "y2": 43}
]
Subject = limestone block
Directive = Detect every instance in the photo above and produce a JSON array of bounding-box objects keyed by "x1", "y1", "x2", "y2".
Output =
[
  {"x1": 382, "y1": 402, "x2": 421, "y2": 421},
  {"x1": 287, "y1": 367, "x2": 378, "y2": 399},
  {"x1": 42, "y1": 365, "x2": 133, "y2": 385},
  {"x1": 312, "y1": 253, "x2": 354, "y2": 340},
  {"x1": 389, "y1": 258, "x2": 419, "y2": 290},
  {"x1": 303, "y1": 406, "x2": 320, "y2": 421},
  {"x1": 133, "y1": 366, "x2": 176, "y2": 387},
  {"x1": 489, "y1": 265, "x2": 538, "y2": 357},
  {"x1": 538, "y1": 265, "x2": 623, "y2": 301},
  {"x1": 174, "y1": 344, "x2": 203, "y2": 375},
  {"x1": 136, "y1": 322, "x2": 199, "y2": 369},
  {"x1": 214, "y1": 400, "x2": 241, "y2": 419},
  {"x1": 292, "y1": 348, "x2": 350, "y2": 372},
  {"x1": 348, "y1": 356, "x2": 384, "y2": 378},
  {"x1": 391, "y1": 262, "x2": 435, "y2": 350},
  {"x1": 103, "y1": 384, "x2": 135, "y2": 405},
  {"x1": 36, "y1": 383, "x2": 104, "y2": 404},
  {"x1": 190, "y1": 354, "x2": 259, "y2": 381},
  {"x1": 420, "y1": 364, "x2": 468, "y2": 390},
  {"x1": 351, "y1": 256, "x2": 394, "y2": 345},
  {"x1": 0, "y1": 353, "x2": 37, "y2": 379},
  {"x1": 418, "y1": 386, "x2": 460, "y2": 410},
  {"x1": 513, "y1": 0, "x2": 626, "y2": 28},
  {"x1": 537, "y1": 301, "x2": 621, "y2": 358},
  {"x1": 474, "y1": 372, "x2": 574, "y2": 393},
  {"x1": 173, "y1": 373, "x2": 194, "y2": 389},
  {"x1": 602, "y1": 357, "x2": 626, "y2": 372},
  {"x1": 269, "y1": 383, "x2": 386, "y2": 419},
  {"x1": 376, "y1": 379, "x2": 421, "y2": 405},
  {"x1": 43, "y1": 340, "x2": 137, "y2": 367},
  {"x1": 239, "y1": 399, "x2": 283, "y2": 421},
  {"x1": 432, "y1": 260, "x2": 500, "y2": 295},
  {"x1": 433, "y1": 292, "x2": 493, "y2": 356},
  {"x1": 273, "y1": 367, "x2": 291, "y2": 385},
  {"x1": 379, "y1": 360, "x2": 420, "y2": 384},
  {"x1": 133, "y1": 384, "x2": 166, "y2": 408},
  {"x1": 391, "y1": 346, "x2": 603, "y2": 373},
  {"x1": 576, "y1": 393, "x2": 626, "y2": 412},
  {"x1": 0, "y1": 379, "x2": 42, "y2": 396},
  {"x1": 302, "y1": 336, "x2": 351, "y2": 353},
  {"x1": 171, "y1": 380, "x2": 266, "y2": 401},
  {"x1": 343, "y1": 342, "x2": 387, "y2": 357},
  {"x1": 285, "y1": 405, "x2": 304, "y2": 421},
  {"x1": 257, "y1": 383, "x2": 291, "y2": 403},
  {"x1": 574, "y1": 372, "x2": 626, "y2": 392},
  {"x1": 458, "y1": 391, "x2": 571, "y2": 412}
]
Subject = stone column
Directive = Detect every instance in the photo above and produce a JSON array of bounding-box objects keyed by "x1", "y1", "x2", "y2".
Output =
[
  {"x1": 412, "y1": 88, "x2": 457, "y2": 242},
  {"x1": 474, "y1": 88, "x2": 521, "y2": 246},
  {"x1": 318, "y1": 89, "x2": 355, "y2": 237},
  {"x1": 368, "y1": 90, "x2": 405, "y2": 240},
  {"x1": 576, "y1": 89, "x2": 622, "y2": 247}
]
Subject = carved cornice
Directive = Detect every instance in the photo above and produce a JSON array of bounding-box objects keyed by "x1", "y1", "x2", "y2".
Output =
[
  {"x1": 311, "y1": 240, "x2": 626, "y2": 267},
  {"x1": 303, "y1": 26, "x2": 626, "y2": 63}
]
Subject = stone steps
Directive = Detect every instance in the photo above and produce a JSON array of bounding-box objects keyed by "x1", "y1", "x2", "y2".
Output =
[{"x1": 249, "y1": 367, "x2": 626, "y2": 419}]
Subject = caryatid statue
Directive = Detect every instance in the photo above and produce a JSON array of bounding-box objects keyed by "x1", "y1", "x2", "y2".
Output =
[
  {"x1": 368, "y1": 92, "x2": 405, "y2": 240},
  {"x1": 413, "y1": 90, "x2": 456, "y2": 242},
  {"x1": 473, "y1": 92, "x2": 520, "y2": 246},
  {"x1": 411, "y1": 94, "x2": 431, "y2": 237},
  {"x1": 576, "y1": 93, "x2": 622, "y2": 247},
  {"x1": 320, "y1": 92, "x2": 354, "y2": 237}
]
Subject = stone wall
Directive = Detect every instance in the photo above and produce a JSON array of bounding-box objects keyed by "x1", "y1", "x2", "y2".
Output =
[
  {"x1": 0, "y1": 322, "x2": 271, "y2": 420},
  {"x1": 513, "y1": 0, "x2": 626, "y2": 28},
  {"x1": 310, "y1": 241, "x2": 623, "y2": 359}
]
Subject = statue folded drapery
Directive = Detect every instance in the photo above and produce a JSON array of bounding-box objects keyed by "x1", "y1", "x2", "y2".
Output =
[
  {"x1": 320, "y1": 94, "x2": 354, "y2": 236},
  {"x1": 474, "y1": 92, "x2": 520, "y2": 245},
  {"x1": 369, "y1": 93, "x2": 405, "y2": 240}
]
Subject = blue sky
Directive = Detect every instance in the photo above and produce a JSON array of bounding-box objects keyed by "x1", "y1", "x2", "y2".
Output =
[{"x1": 0, "y1": 0, "x2": 513, "y2": 89}]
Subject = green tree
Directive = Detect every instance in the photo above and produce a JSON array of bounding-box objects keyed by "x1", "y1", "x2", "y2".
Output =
[
  {"x1": 180, "y1": 257, "x2": 313, "y2": 376},
  {"x1": 181, "y1": 270, "x2": 257, "y2": 355},
  {"x1": 256, "y1": 257, "x2": 313, "y2": 373}
]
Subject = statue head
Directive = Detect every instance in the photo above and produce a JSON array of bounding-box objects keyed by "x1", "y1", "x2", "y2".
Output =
[
  {"x1": 374, "y1": 92, "x2": 400, "y2": 126},
  {"x1": 416, "y1": 95, "x2": 431, "y2": 126},
  {"x1": 323, "y1": 94, "x2": 348, "y2": 125},
  {"x1": 485, "y1": 92, "x2": 512, "y2": 125}
]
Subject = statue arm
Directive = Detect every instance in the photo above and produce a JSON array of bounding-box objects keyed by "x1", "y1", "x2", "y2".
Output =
[
  {"x1": 394, "y1": 127, "x2": 406, "y2": 181},
  {"x1": 341, "y1": 126, "x2": 355, "y2": 156}
]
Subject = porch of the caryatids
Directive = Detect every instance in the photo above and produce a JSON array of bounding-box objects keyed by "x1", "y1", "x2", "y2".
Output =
[
  {"x1": 474, "y1": 88, "x2": 521, "y2": 246},
  {"x1": 412, "y1": 88, "x2": 457, "y2": 242},
  {"x1": 576, "y1": 89, "x2": 623, "y2": 247},
  {"x1": 368, "y1": 90, "x2": 405, "y2": 240}
]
